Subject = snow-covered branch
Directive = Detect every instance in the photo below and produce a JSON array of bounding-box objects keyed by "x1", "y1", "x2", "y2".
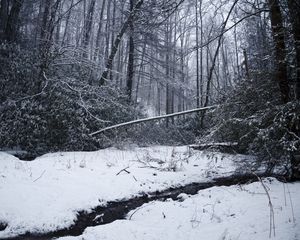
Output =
[{"x1": 90, "y1": 105, "x2": 218, "y2": 136}]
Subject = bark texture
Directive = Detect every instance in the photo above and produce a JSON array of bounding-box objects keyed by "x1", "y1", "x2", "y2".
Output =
[
  {"x1": 287, "y1": 0, "x2": 300, "y2": 100},
  {"x1": 268, "y1": 0, "x2": 290, "y2": 103}
]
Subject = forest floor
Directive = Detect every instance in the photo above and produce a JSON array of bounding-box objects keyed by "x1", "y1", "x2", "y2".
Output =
[{"x1": 0, "y1": 146, "x2": 299, "y2": 240}]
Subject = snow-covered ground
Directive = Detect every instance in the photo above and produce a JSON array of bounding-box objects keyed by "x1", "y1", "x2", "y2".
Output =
[
  {"x1": 60, "y1": 178, "x2": 300, "y2": 240},
  {"x1": 0, "y1": 146, "x2": 299, "y2": 239}
]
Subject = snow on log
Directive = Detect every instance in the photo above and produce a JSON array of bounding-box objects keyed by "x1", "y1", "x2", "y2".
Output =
[
  {"x1": 189, "y1": 142, "x2": 238, "y2": 148},
  {"x1": 90, "y1": 105, "x2": 218, "y2": 136},
  {"x1": 189, "y1": 142, "x2": 239, "y2": 153}
]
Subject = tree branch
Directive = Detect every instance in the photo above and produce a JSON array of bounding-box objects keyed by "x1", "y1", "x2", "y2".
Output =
[{"x1": 90, "y1": 105, "x2": 218, "y2": 136}]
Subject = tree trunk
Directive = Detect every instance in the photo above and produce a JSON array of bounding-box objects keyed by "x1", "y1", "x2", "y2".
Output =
[
  {"x1": 179, "y1": 33, "x2": 185, "y2": 112},
  {"x1": 4, "y1": 0, "x2": 24, "y2": 42},
  {"x1": 40, "y1": 0, "x2": 52, "y2": 42},
  {"x1": 165, "y1": 19, "x2": 171, "y2": 126},
  {"x1": 94, "y1": 0, "x2": 106, "y2": 61},
  {"x1": 38, "y1": 0, "x2": 61, "y2": 93},
  {"x1": 199, "y1": 0, "x2": 203, "y2": 107},
  {"x1": 234, "y1": 24, "x2": 240, "y2": 81},
  {"x1": 0, "y1": 0, "x2": 8, "y2": 39},
  {"x1": 195, "y1": 0, "x2": 200, "y2": 108},
  {"x1": 55, "y1": 2, "x2": 63, "y2": 45},
  {"x1": 268, "y1": 0, "x2": 290, "y2": 103},
  {"x1": 90, "y1": 105, "x2": 217, "y2": 136},
  {"x1": 200, "y1": 0, "x2": 239, "y2": 127},
  {"x1": 203, "y1": 0, "x2": 239, "y2": 108},
  {"x1": 286, "y1": 0, "x2": 300, "y2": 180},
  {"x1": 82, "y1": 0, "x2": 96, "y2": 58},
  {"x1": 99, "y1": 0, "x2": 143, "y2": 85},
  {"x1": 135, "y1": 39, "x2": 147, "y2": 104},
  {"x1": 61, "y1": 0, "x2": 74, "y2": 46},
  {"x1": 243, "y1": 49, "x2": 250, "y2": 80},
  {"x1": 287, "y1": 0, "x2": 300, "y2": 100},
  {"x1": 126, "y1": 0, "x2": 135, "y2": 101},
  {"x1": 104, "y1": 0, "x2": 111, "y2": 67},
  {"x1": 171, "y1": 12, "x2": 177, "y2": 121}
]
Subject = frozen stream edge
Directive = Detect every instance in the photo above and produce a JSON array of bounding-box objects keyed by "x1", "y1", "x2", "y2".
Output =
[{"x1": 2, "y1": 173, "x2": 282, "y2": 240}]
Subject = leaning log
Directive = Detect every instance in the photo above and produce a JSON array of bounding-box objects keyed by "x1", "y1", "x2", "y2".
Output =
[{"x1": 90, "y1": 105, "x2": 218, "y2": 136}]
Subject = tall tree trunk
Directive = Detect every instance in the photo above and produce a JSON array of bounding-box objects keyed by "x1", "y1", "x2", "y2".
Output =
[
  {"x1": 287, "y1": 0, "x2": 300, "y2": 180},
  {"x1": 157, "y1": 82, "x2": 161, "y2": 115},
  {"x1": 126, "y1": 0, "x2": 135, "y2": 101},
  {"x1": 82, "y1": 0, "x2": 96, "y2": 58},
  {"x1": 199, "y1": 0, "x2": 203, "y2": 107},
  {"x1": 55, "y1": 2, "x2": 63, "y2": 45},
  {"x1": 94, "y1": 0, "x2": 106, "y2": 61},
  {"x1": 195, "y1": 0, "x2": 200, "y2": 108},
  {"x1": 287, "y1": 0, "x2": 300, "y2": 100},
  {"x1": 200, "y1": 0, "x2": 239, "y2": 127},
  {"x1": 38, "y1": 0, "x2": 61, "y2": 93},
  {"x1": 40, "y1": 0, "x2": 52, "y2": 42},
  {"x1": 61, "y1": 0, "x2": 74, "y2": 46},
  {"x1": 179, "y1": 34, "x2": 185, "y2": 112},
  {"x1": 243, "y1": 49, "x2": 250, "y2": 80},
  {"x1": 171, "y1": 13, "x2": 177, "y2": 122},
  {"x1": 48, "y1": 0, "x2": 61, "y2": 39},
  {"x1": 0, "y1": 0, "x2": 8, "y2": 39},
  {"x1": 99, "y1": 0, "x2": 143, "y2": 85},
  {"x1": 233, "y1": 24, "x2": 240, "y2": 81},
  {"x1": 203, "y1": 0, "x2": 239, "y2": 108},
  {"x1": 135, "y1": 39, "x2": 147, "y2": 104},
  {"x1": 268, "y1": 0, "x2": 290, "y2": 103},
  {"x1": 39, "y1": 0, "x2": 61, "y2": 50},
  {"x1": 4, "y1": 0, "x2": 24, "y2": 42},
  {"x1": 110, "y1": 0, "x2": 116, "y2": 81},
  {"x1": 165, "y1": 19, "x2": 171, "y2": 126}
]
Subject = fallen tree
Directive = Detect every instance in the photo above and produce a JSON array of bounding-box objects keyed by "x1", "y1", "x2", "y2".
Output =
[{"x1": 89, "y1": 105, "x2": 218, "y2": 136}]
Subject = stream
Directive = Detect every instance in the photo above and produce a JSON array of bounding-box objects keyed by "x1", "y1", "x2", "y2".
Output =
[{"x1": 3, "y1": 173, "x2": 280, "y2": 240}]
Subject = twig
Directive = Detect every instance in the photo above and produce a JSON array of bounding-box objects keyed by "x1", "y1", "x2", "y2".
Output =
[
  {"x1": 253, "y1": 173, "x2": 275, "y2": 238},
  {"x1": 13, "y1": 71, "x2": 49, "y2": 103},
  {"x1": 60, "y1": 80, "x2": 110, "y2": 123},
  {"x1": 132, "y1": 175, "x2": 138, "y2": 182},
  {"x1": 128, "y1": 202, "x2": 154, "y2": 220},
  {"x1": 33, "y1": 170, "x2": 46, "y2": 182},
  {"x1": 286, "y1": 184, "x2": 296, "y2": 223},
  {"x1": 116, "y1": 167, "x2": 130, "y2": 175}
]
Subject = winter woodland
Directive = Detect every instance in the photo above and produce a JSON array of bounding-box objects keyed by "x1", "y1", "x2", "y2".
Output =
[{"x1": 0, "y1": 0, "x2": 299, "y2": 239}]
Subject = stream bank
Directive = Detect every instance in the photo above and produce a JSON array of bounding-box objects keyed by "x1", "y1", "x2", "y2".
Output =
[{"x1": 3, "y1": 173, "x2": 281, "y2": 240}]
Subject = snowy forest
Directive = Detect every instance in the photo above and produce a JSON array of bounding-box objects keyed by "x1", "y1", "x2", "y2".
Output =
[{"x1": 0, "y1": 0, "x2": 300, "y2": 239}]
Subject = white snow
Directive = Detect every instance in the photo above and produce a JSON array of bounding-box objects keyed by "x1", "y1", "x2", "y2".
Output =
[
  {"x1": 0, "y1": 146, "x2": 298, "y2": 239},
  {"x1": 59, "y1": 178, "x2": 300, "y2": 240}
]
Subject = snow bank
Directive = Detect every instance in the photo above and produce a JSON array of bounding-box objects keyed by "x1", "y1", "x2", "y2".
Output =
[
  {"x1": 0, "y1": 146, "x2": 257, "y2": 237},
  {"x1": 59, "y1": 178, "x2": 300, "y2": 240}
]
